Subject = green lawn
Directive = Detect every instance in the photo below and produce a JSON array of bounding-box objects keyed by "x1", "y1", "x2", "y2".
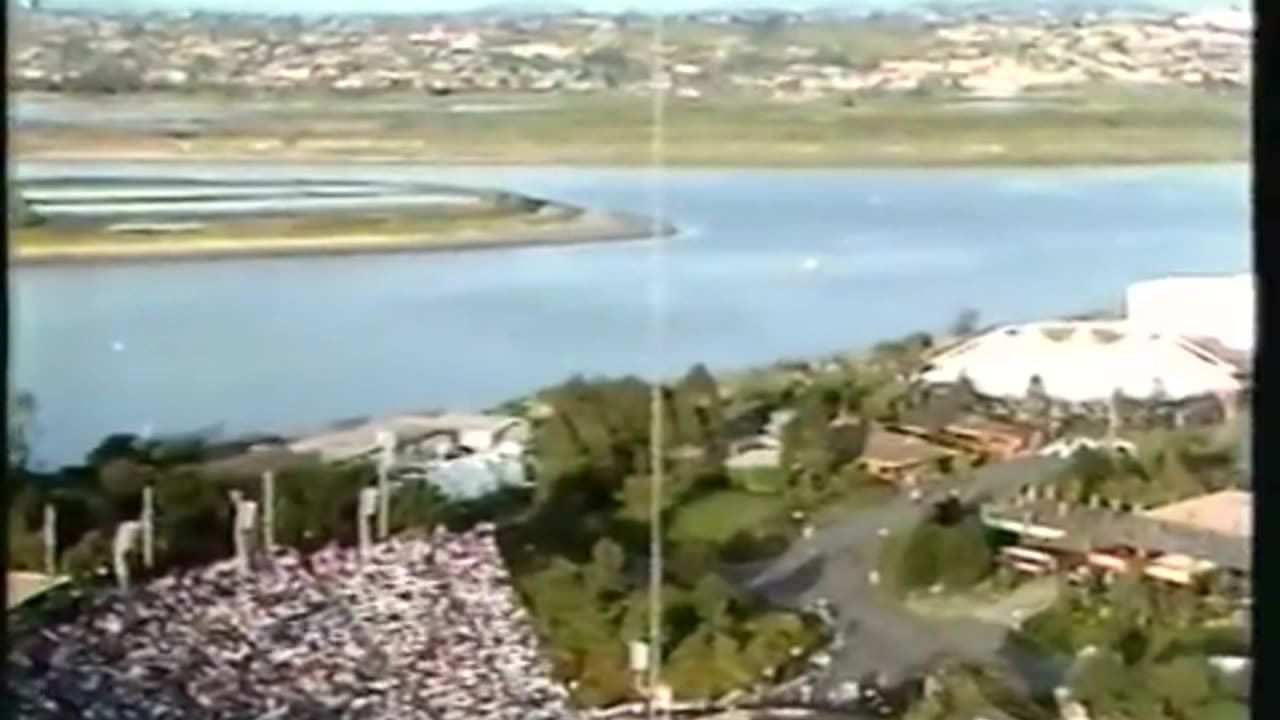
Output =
[
  {"x1": 18, "y1": 87, "x2": 1248, "y2": 167},
  {"x1": 670, "y1": 490, "x2": 787, "y2": 544}
]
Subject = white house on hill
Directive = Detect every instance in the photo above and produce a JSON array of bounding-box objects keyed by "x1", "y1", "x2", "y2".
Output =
[{"x1": 918, "y1": 320, "x2": 1244, "y2": 404}]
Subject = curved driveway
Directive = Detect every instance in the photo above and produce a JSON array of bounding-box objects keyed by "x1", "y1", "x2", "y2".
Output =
[{"x1": 735, "y1": 457, "x2": 1068, "y2": 695}]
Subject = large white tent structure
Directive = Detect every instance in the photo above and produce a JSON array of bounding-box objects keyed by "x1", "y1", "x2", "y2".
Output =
[
  {"x1": 918, "y1": 320, "x2": 1244, "y2": 404},
  {"x1": 1125, "y1": 273, "x2": 1255, "y2": 354}
]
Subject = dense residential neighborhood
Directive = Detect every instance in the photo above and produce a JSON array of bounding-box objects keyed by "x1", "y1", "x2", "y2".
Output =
[{"x1": 10, "y1": 7, "x2": 1251, "y2": 98}]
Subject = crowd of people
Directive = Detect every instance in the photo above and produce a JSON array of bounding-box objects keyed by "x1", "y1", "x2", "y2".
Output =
[{"x1": 8, "y1": 526, "x2": 578, "y2": 720}]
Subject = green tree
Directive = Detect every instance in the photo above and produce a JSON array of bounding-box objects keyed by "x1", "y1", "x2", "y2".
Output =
[
  {"x1": 584, "y1": 537, "x2": 626, "y2": 597},
  {"x1": 61, "y1": 529, "x2": 111, "y2": 581},
  {"x1": 780, "y1": 386, "x2": 844, "y2": 483},
  {"x1": 582, "y1": 46, "x2": 631, "y2": 75},
  {"x1": 85, "y1": 433, "x2": 145, "y2": 470},
  {"x1": 388, "y1": 480, "x2": 444, "y2": 534},
  {"x1": 1069, "y1": 648, "x2": 1134, "y2": 710},
  {"x1": 531, "y1": 408, "x2": 588, "y2": 500},
  {"x1": 269, "y1": 464, "x2": 365, "y2": 552},
  {"x1": 1157, "y1": 452, "x2": 1204, "y2": 503},
  {"x1": 896, "y1": 522, "x2": 943, "y2": 591},
  {"x1": 936, "y1": 514, "x2": 994, "y2": 590},
  {"x1": 674, "y1": 363, "x2": 727, "y2": 462},
  {"x1": 153, "y1": 469, "x2": 235, "y2": 567},
  {"x1": 8, "y1": 390, "x2": 37, "y2": 469},
  {"x1": 575, "y1": 642, "x2": 635, "y2": 706},
  {"x1": 949, "y1": 308, "x2": 981, "y2": 338},
  {"x1": 1149, "y1": 655, "x2": 1215, "y2": 710},
  {"x1": 668, "y1": 539, "x2": 716, "y2": 587},
  {"x1": 861, "y1": 378, "x2": 908, "y2": 421},
  {"x1": 828, "y1": 417, "x2": 869, "y2": 469},
  {"x1": 689, "y1": 575, "x2": 735, "y2": 629},
  {"x1": 665, "y1": 625, "x2": 752, "y2": 700},
  {"x1": 1023, "y1": 375, "x2": 1052, "y2": 432}
]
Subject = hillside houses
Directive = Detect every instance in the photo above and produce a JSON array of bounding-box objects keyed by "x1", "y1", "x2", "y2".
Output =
[{"x1": 10, "y1": 8, "x2": 1250, "y2": 98}]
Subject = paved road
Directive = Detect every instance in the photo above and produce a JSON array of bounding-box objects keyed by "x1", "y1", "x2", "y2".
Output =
[{"x1": 733, "y1": 457, "x2": 1068, "y2": 695}]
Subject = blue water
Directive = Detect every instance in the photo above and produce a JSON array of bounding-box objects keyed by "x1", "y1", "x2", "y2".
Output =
[{"x1": 12, "y1": 162, "x2": 1250, "y2": 466}]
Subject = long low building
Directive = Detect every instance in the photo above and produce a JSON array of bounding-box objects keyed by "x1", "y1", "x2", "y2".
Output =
[
  {"x1": 287, "y1": 413, "x2": 528, "y2": 463},
  {"x1": 918, "y1": 320, "x2": 1245, "y2": 404},
  {"x1": 982, "y1": 489, "x2": 1253, "y2": 586}
]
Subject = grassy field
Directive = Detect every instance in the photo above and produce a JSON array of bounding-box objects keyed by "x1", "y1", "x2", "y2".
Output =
[
  {"x1": 670, "y1": 490, "x2": 786, "y2": 544},
  {"x1": 14, "y1": 87, "x2": 1249, "y2": 167}
]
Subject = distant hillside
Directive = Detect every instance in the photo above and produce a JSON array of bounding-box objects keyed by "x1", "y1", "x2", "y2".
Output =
[{"x1": 33, "y1": 0, "x2": 1244, "y2": 18}]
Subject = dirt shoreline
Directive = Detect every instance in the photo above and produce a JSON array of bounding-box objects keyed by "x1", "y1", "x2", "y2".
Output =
[
  {"x1": 13, "y1": 210, "x2": 675, "y2": 267},
  {"x1": 17, "y1": 147, "x2": 1246, "y2": 169}
]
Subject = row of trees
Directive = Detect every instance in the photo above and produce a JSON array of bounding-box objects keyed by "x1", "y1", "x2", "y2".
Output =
[
  {"x1": 1051, "y1": 430, "x2": 1242, "y2": 508},
  {"x1": 528, "y1": 364, "x2": 727, "y2": 534},
  {"x1": 8, "y1": 425, "x2": 448, "y2": 583},
  {"x1": 903, "y1": 660, "x2": 1053, "y2": 720},
  {"x1": 512, "y1": 366, "x2": 829, "y2": 704},
  {"x1": 509, "y1": 534, "x2": 820, "y2": 705},
  {"x1": 1021, "y1": 577, "x2": 1248, "y2": 720}
]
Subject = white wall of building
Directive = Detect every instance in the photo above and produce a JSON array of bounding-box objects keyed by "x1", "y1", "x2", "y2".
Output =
[{"x1": 1125, "y1": 274, "x2": 1254, "y2": 353}]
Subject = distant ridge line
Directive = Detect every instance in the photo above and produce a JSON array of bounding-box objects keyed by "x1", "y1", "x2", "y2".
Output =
[{"x1": 27, "y1": 0, "x2": 1243, "y2": 19}]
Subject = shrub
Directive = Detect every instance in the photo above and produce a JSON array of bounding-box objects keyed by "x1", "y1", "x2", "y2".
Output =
[
  {"x1": 935, "y1": 515, "x2": 994, "y2": 590},
  {"x1": 881, "y1": 509, "x2": 995, "y2": 594},
  {"x1": 719, "y1": 529, "x2": 790, "y2": 564},
  {"x1": 61, "y1": 530, "x2": 110, "y2": 581}
]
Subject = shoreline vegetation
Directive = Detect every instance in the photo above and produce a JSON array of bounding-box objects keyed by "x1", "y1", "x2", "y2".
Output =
[
  {"x1": 13, "y1": 208, "x2": 671, "y2": 266},
  {"x1": 10, "y1": 177, "x2": 675, "y2": 265},
  {"x1": 13, "y1": 89, "x2": 1249, "y2": 168}
]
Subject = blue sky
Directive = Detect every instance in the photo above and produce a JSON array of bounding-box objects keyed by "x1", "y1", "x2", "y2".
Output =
[{"x1": 40, "y1": 0, "x2": 1233, "y2": 13}]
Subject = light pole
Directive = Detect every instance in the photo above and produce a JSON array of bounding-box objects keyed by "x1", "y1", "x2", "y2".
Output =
[
  {"x1": 376, "y1": 431, "x2": 395, "y2": 541},
  {"x1": 42, "y1": 502, "x2": 57, "y2": 577},
  {"x1": 141, "y1": 485, "x2": 155, "y2": 569},
  {"x1": 261, "y1": 471, "x2": 276, "y2": 554},
  {"x1": 357, "y1": 486, "x2": 379, "y2": 562}
]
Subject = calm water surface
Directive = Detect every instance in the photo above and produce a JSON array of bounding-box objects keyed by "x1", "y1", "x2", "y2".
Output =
[{"x1": 13, "y1": 162, "x2": 1249, "y2": 465}]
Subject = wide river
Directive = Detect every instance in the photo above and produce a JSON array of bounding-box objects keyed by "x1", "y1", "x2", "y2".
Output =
[{"x1": 13, "y1": 162, "x2": 1249, "y2": 466}]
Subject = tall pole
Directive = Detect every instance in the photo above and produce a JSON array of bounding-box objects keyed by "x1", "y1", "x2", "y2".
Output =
[
  {"x1": 261, "y1": 471, "x2": 275, "y2": 553},
  {"x1": 113, "y1": 522, "x2": 139, "y2": 591},
  {"x1": 42, "y1": 502, "x2": 57, "y2": 576},
  {"x1": 646, "y1": 9, "x2": 668, "y2": 719},
  {"x1": 141, "y1": 485, "x2": 155, "y2": 569},
  {"x1": 357, "y1": 486, "x2": 378, "y2": 563},
  {"x1": 376, "y1": 431, "x2": 393, "y2": 541},
  {"x1": 228, "y1": 490, "x2": 247, "y2": 571}
]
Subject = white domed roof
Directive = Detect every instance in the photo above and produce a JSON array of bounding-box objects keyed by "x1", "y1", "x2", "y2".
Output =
[{"x1": 919, "y1": 320, "x2": 1242, "y2": 403}]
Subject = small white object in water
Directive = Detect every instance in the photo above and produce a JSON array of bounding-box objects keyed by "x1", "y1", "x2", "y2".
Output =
[
  {"x1": 111, "y1": 340, "x2": 126, "y2": 352},
  {"x1": 801, "y1": 257, "x2": 821, "y2": 272}
]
